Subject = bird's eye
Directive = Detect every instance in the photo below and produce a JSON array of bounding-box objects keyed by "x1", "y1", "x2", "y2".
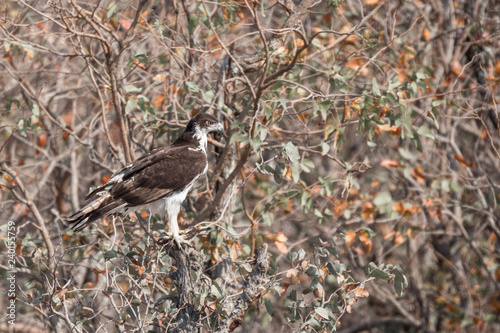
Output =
[{"x1": 207, "y1": 121, "x2": 213, "y2": 125}]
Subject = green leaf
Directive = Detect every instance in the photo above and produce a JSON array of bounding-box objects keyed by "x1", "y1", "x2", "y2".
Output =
[
  {"x1": 6, "y1": 98, "x2": 20, "y2": 111},
  {"x1": 403, "y1": 111, "x2": 413, "y2": 134},
  {"x1": 428, "y1": 108, "x2": 440, "y2": 129},
  {"x1": 285, "y1": 142, "x2": 300, "y2": 164},
  {"x1": 369, "y1": 268, "x2": 390, "y2": 280},
  {"x1": 305, "y1": 265, "x2": 320, "y2": 277},
  {"x1": 314, "y1": 307, "x2": 330, "y2": 320},
  {"x1": 324, "y1": 121, "x2": 336, "y2": 140},
  {"x1": 340, "y1": 66, "x2": 353, "y2": 76},
  {"x1": 185, "y1": 81, "x2": 199, "y2": 93},
  {"x1": 32, "y1": 103, "x2": 40, "y2": 118},
  {"x1": 265, "y1": 299, "x2": 275, "y2": 316},
  {"x1": 188, "y1": 14, "x2": 199, "y2": 35},
  {"x1": 297, "y1": 248, "x2": 306, "y2": 261},
  {"x1": 321, "y1": 141, "x2": 330, "y2": 156},
  {"x1": 394, "y1": 268, "x2": 407, "y2": 296},
  {"x1": 372, "y1": 78, "x2": 381, "y2": 96},
  {"x1": 373, "y1": 191, "x2": 392, "y2": 207},
  {"x1": 105, "y1": 250, "x2": 117, "y2": 259},
  {"x1": 417, "y1": 125, "x2": 434, "y2": 140},
  {"x1": 18, "y1": 119, "x2": 27, "y2": 136},
  {"x1": 291, "y1": 164, "x2": 301, "y2": 183},
  {"x1": 318, "y1": 101, "x2": 330, "y2": 120},
  {"x1": 125, "y1": 97, "x2": 137, "y2": 114},
  {"x1": 107, "y1": 3, "x2": 117, "y2": 18},
  {"x1": 125, "y1": 85, "x2": 142, "y2": 93},
  {"x1": 432, "y1": 99, "x2": 446, "y2": 107},
  {"x1": 387, "y1": 92, "x2": 397, "y2": 103},
  {"x1": 388, "y1": 76, "x2": 401, "y2": 91},
  {"x1": 201, "y1": 89, "x2": 214, "y2": 103}
]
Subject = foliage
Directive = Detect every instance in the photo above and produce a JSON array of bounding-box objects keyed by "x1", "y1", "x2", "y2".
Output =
[{"x1": 1, "y1": 0, "x2": 499, "y2": 332}]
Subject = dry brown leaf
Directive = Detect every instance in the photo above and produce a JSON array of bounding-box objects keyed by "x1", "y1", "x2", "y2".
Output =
[
  {"x1": 422, "y1": 28, "x2": 431, "y2": 41},
  {"x1": 381, "y1": 160, "x2": 403, "y2": 168},
  {"x1": 37, "y1": 134, "x2": 47, "y2": 148},
  {"x1": 362, "y1": 202, "x2": 375, "y2": 221},
  {"x1": 345, "y1": 230, "x2": 356, "y2": 247},
  {"x1": 285, "y1": 268, "x2": 299, "y2": 278},
  {"x1": 120, "y1": 19, "x2": 132, "y2": 30},
  {"x1": 394, "y1": 232, "x2": 405, "y2": 245},
  {"x1": 357, "y1": 230, "x2": 372, "y2": 254},
  {"x1": 280, "y1": 282, "x2": 291, "y2": 296},
  {"x1": 453, "y1": 153, "x2": 474, "y2": 168},
  {"x1": 62, "y1": 126, "x2": 71, "y2": 141},
  {"x1": 275, "y1": 232, "x2": 288, "y2": 243},
  {"x1": 153, "y1": 94, "x2": 166, "y2": 108},
  {"x1": 275, "y1": 240, "x2": 288, "y2": 254},
  {"x1": 153, "y1": 74, "x2": 166, "y2": 82},
  {"x1": 451, "y1": 60, "x2": 462, "y2": 76},
  {"x1": 344, "y1": 282, "x2": 360, "y2": 292},
  {"x1": 377, "y1": 124, "x2": 401, "y2": 135},
  {"x1": 334, "y1": 200, "x2": 348, "y2": 216},
  {"x1": 410, "y1": 166, "x2": 425, "y2": 184},
  {"x1": 353, "y1": 287, "x2": 370, "y2": 298}
]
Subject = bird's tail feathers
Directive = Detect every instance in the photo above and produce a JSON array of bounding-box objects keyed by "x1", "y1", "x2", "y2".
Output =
[{"x1": 66, "y1": 193, "x2": 126, "y2": 231}]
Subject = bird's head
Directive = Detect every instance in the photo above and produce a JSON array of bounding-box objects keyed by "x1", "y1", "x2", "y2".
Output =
[{"x1": 187, "y1": 113, "x2": 224, "y2": 135}]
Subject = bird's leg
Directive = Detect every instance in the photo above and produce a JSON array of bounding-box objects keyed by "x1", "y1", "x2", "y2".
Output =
[{"x1": 167, "y1": 213, "x2": 192, "y2": 248}]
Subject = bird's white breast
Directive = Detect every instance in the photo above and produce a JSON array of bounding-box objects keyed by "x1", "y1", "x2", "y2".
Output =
[{"x1": 140, "y1": 162, "x2": 209, "y2": 218}]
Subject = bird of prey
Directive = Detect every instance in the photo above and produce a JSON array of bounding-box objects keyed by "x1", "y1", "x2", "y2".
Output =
[{"x1": 67, "y1": 113, "x2": 224, "y2": 245}]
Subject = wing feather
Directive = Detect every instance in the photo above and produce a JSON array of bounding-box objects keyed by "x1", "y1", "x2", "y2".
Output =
[{"x1": 110, "y1": 146, "x2": 207, "y2": 206}]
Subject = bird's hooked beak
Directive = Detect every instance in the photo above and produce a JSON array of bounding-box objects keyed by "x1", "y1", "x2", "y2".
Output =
[{"x1": 213, "y1": 122, "x2": 224, "y2": 133}]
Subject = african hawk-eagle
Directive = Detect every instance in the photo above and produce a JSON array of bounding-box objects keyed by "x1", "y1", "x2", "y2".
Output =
[{"x1": 67, "y1": 113, "x2": 224, "y2": 245}]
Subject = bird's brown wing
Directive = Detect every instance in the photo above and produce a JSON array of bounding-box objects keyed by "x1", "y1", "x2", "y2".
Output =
[{"x1": 110, "y1": 146, "x2": 207, "y2": 206}]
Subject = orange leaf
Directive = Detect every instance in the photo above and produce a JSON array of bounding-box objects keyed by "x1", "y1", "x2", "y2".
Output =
[
  {"x1": 343, "y1": 105, "x2": 351, "y2": 121},
  {"x1": 344, "y1": 282, "x2": 360, "y2": 292},
  {"x1": 84, "y1": 247, "x2": 94, "y2": 256},
  {"x1": 451, "y1": 61, "x2": 462, "y2": 76},
  {"x1": 377, "y1": 124, "x2": 401, "y2": 135},
  {"x1": 362, "y1": 202, "x2": 375, "y2": 221},
  {"x1": 394, "y1": 232, "x2": 405, "y2": 245},
  {"x1": 100, "y1": 174, "x2": 111, "y2": 185},
  {"x1": 153, "y1": 94, "x2": 166, "y2": 108},
  {"x1": 229, "y1": 242, "x2": 242, "y2": 261},
  {"x1": 453, "y1": 153, "x2": 474, "y2": 168},
  {"x1": 37, "y1": 134, "x2": 47, "y2": 148},
  {"x1": 275, "y1": 232, "x2": 288, "y2": 243},
  {"x1": 380, "y1": 160, "x2": 403, "y2": 168},
  {"x1": 384, "y1": 231, "x2": 396, "y2": 240},
  {"x1": 353, "y1": 287, "x2": 370, "y2": 298},
  {"x1": 275, "y1": 240, "x2": 288, "y2": 254},
  {"x1": 280, "y1": 282, "x2": 291, "y2": 296},
  {"x1": 422, "y1": 28, "x2": 431, "y2": 41},
  {"x1": 357, "y1": 230, "x2": 372, "y2": 254},
  {"x1": 119, "y1": 18, "x2": 132, "y2": 30},
  {"x1": 488, "y1": 232, "x2": 497, "y2": 252},
  {"x1": 92, "y1": 267, "x2": 106, "y2": 275},
  {"x1": 81, "y1": 307, "x2": 94, "y2": 318},
  {"x1": 62, "y1": 126, "x2": 71, "y2": 141},
  {"x1": 345, "y1": 230, "x2": 356, "y2": 247},
  {"x1": 333, "y1": 200, "x2": 348, "y2": 216},
  {"x1": 377, "y1": 106, "x2": 390, "y2": 121},
  {"x1": 410, "y1": 166, "x2": 425, "y2": 184}
]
